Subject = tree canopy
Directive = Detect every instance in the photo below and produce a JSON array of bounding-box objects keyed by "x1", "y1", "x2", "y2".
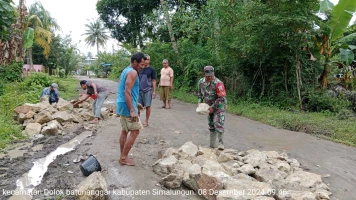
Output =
[
  {"x1": 96, "y1": 0, "x2": 207, "y2": 47},
  {"x1": 94, "y1": 0, "x2": 356, "y2": 111}
]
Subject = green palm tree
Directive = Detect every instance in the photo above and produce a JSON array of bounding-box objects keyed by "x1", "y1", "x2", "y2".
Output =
[
  {"x1": 26, "y1": 1, "x2": 60, "y2": 71},
  {"x1": 82, "y1": 19, "x2": 110, "y2": 56}
]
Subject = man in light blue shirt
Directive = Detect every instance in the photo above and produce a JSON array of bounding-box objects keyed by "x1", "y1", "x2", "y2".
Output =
[
  {"x1": 116, "y1": 52, "x2": 146, "y2": 166},
  {"x1": 40, "y1": 83, "x2": 60, "y2": 104}
]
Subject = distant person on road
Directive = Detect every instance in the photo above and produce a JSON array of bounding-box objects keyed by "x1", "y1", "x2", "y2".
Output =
[
  {"x1": 73, "y1": 80, "x2": 109, "y2": 124},
  {"x1": 197, "y1": 66, "x2": 227, "y2": 150},
  {"x1": 138, "y1": 54, "x2": 157, "y2": 127},
  {"x1": 40, "y1": 83, "x2": 60, "y2": 104},
  {"x1": 116, "y1": 52, "x2": 146, "y2": 166},
  {"x1": 159, "y1": 59, "x2": 174, "y2": 109}
]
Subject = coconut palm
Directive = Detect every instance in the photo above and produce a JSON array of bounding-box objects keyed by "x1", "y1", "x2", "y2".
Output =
[
  {"x1": 26, "y1": 1, "x2": 60, "y2": 71},
  {"x1": 82, "y1": 19, "x2": 110, "y2": 56}
]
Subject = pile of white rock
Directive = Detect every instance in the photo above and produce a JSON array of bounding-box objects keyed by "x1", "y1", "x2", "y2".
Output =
[
  {"x1": 152, "y1": 142, "x2": 332, "y2": 200},
  {"x1": 13, "y1": 97, "x2": 112, "y2": 138}
]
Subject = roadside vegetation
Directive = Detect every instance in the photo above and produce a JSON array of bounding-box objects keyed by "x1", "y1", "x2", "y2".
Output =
[
  {"x1": 173, "y1": 90, "x2": 356, "y2": 147},
  {"x1": 0, "y1": 72, "x2": 78, "y2": 149},
  {"x1": 1, "y1": 0, "x2": 356, "y2": 148},
  {"x1": 1, "y1": 1, "x2": 80, "y2": 149},
  {"x1": 88, "y1": 0, "x2": 356, "y2": 146}
]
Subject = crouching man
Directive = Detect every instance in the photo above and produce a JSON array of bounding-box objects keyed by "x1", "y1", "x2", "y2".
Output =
[
  {"x1": 73, "y1": 80, "x2": 109, "y2": 124},
  {"x1": 40, "y1": 83, "x2": 60, "y2": 104}
]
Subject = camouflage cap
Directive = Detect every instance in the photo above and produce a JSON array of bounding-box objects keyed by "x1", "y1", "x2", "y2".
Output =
[{"x1": 204, "y1": 66, "x2": 214, "y2": 76}]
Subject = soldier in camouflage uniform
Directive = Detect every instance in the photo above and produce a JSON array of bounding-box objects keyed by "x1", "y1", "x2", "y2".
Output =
[{"x1": 198, "y1": 66, "x2": 227, "y2": 150}]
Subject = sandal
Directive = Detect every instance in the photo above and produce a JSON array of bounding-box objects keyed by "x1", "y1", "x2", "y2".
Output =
[{"x1": 143, "y1": 123, "x2": 149, "y2": 127}]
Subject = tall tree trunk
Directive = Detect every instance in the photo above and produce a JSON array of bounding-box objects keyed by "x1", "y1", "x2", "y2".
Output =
[
  {"x1": 18, "y1": 0, "x2": 25, "y2": 62},
  {"x1": 160, "y1": 0, "x2": 178, "y2": 54},
  {"x1": 296, "y1": 52, "x2": 303, "y2": 111},
  {"x1": 284, "y1": 64, "x2": 288, "y2": 94},
  {"x1": 313, "y1": 63, "x2": 316, "y2": 89},
  {"x1": 319, "y1": 37, "x2": 330, "y2": 89},
  {"x1": 213, "y1": 3, "x2": 221, "y2": 65},
  {"x1": 160, "y1": 0, "x2": 183, "y2": 70},
  {"x1": 97, "y1": 43, "x2": 99, "y2": 56},
  {"x1": 18, "y1": 0, "x2": 24, "y2": 10},
  {"x1": 259, "y1": 58, "x2": 265, "y2": 100},
  {"x1": 28, "y1": 47, "x2": 34, "y2": 71},
  {"x1": 320, "y1": 63, "x2": 329, "y2": 89}
]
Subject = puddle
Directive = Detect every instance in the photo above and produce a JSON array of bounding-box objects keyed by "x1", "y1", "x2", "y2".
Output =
[
  {"x1": 0, "y1": 143, "x2": 33, "y2": 159},
  {"x1": 9, "y1": 131, "x2": 92, "y2": 200},
  {"x1": 0, "y1": 149, "x2": 30, "y2": 159},
  {"x1": 31, "y1": 144, "x2": 44, "y2": 152}
]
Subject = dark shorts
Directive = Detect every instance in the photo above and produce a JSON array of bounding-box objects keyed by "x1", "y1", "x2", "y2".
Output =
[{"x1": 138, "y1": 90, "x2": 153, "y2": 107}]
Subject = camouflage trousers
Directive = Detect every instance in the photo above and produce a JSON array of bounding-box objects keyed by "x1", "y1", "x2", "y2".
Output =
[{"x1": 208, "y1": 111, "x2": 225, "y2": 133}]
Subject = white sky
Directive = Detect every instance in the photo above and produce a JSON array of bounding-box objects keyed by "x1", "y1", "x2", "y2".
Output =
[
  {"x1": 23, "y1": 0, "x2": 119, "y2": 56},
  {"x1": 20, "y1": 0, "x2": 355, "y2": 57}
]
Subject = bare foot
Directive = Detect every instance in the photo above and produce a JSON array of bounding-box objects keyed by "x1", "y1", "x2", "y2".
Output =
[
  {"x1": 119, "y1": 158, "x2": 135, "y2": 166},
  {"x1": 89, "y1": 119, "x2": 99, "y2": 124}
]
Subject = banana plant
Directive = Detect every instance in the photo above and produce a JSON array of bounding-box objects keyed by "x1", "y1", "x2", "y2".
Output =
[
  {"x1": 23, "y1": 27, "x2": 34, "y2": 49},
  {"x1": 316, "y1": 0, "x2": 356, "y2": 89}
]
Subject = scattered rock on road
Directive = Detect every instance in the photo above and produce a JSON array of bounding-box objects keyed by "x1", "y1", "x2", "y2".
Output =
[
  {"x1": 153, "y1": 141, "x2": 332, "y2": 200},
  {"x1": 75, "y1": 171, "x2": 108, "y2": 200},
  {"x1": 13, "y1": 98, "x2": 113, "y2": 139}
]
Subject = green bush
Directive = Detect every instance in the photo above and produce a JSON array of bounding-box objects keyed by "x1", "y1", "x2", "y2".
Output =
[
  {"x1": 22, "y1": 72, "x2": 55, "y2": 88},
  {"x1": 18, "y1": 73, "x2": 58, "y2": 102},
  {"x1": 302, "y1": 91, "x2": 352, "y2": 113},
  {"x1": 0, "y1": 61, "x2": 23, "y2": 82},
  {"x1": 337, "y1": 109, "x2": 356, "y2": 120},
  {"x1": 59, "y1": 69, "x2": 65, "y2": 78},
  {"x1": 349, "y1": 92, "x2": 356, "y2": 112},
  {"x1": 0, "y1": 82, "x2": 4, "y2": 96},
  {"x1": 94, "y1": 68, "x2": 101, "y2": 78},
  {"x1": 0, "y1": 83, "x2": 32, "y2": 149},
  {"x1": 0, "y1": 62, "x2": 23, "y2": 96}
]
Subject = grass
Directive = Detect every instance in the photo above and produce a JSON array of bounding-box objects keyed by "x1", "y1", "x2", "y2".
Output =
[
  {"x1": 0, "y1": 75, "x2": 78, "y2": 150},
  {"x1": 54, "y1": 76, "x2": 80, "y2": 100},
  {"x1": 172, "y1": 90, "x2": 356, "y2": 147}
]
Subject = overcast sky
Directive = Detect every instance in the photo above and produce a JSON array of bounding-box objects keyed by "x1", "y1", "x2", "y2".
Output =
[
  {"x1": 23, "y1": 0, "x2": 118, "y2": 56},
  {"x1": 22, "y1": 0, "x2": 355, "y2": 57}
]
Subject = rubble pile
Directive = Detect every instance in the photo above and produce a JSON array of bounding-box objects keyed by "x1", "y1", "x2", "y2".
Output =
[
  {"x1": 153, "y1": 142, "x2": 332, "y2": 200},
  {"x1": 14, "y1": 97, "x2": 114, "y2": 138}
]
